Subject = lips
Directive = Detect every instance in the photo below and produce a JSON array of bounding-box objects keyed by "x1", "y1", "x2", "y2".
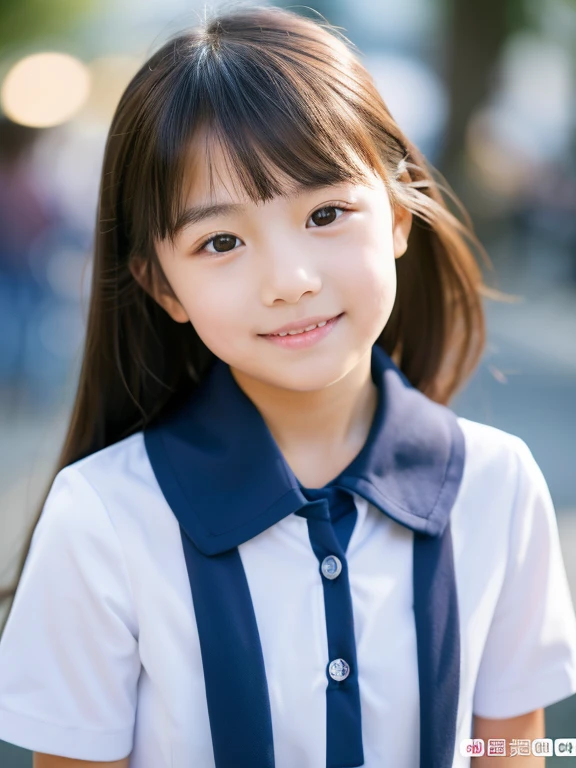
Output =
[{"x1": 260, "y1": 312, "x2": 344, "y2": 349}]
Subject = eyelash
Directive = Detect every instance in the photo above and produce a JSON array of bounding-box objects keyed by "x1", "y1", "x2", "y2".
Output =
[{"x1": 194, "y1": 201, "x2": 354, "y2": 255}]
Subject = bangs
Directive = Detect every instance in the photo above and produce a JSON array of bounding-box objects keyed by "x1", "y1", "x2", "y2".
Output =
[{"x1": 136, "y1": 30, "x2": 385, "y2": 247}]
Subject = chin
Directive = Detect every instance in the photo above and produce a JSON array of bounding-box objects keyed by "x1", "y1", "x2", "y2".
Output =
[{"x1": 262, "y1": 360, "x2": 350, "y2": 393}]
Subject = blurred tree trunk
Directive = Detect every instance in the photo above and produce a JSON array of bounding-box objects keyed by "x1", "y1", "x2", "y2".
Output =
[{"x1": 439, "y1": 0, "x2": 526, "y2": 187}]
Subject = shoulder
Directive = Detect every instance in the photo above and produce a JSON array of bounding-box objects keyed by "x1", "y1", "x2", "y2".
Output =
[
  {"x1": 456, "y1": 416, "x2": 529, "y2": 460},
  {"x1": 455, "y1": 416, "x2": 537, "y2": 493},
  {"x1": 450, "y1": 419, "x2": 559, "y2": 581},
  {"x1": 36, "y1": 431, "x2": 151, "y2": 554},
  {"x1": 450, "y1": 417, "x2": 552, "y2": 550},
  {"x1": 47, "y1": 431, "x2": 179, "y2": 572},
  {"x1": 38, "y1": 430, "x2": 160, "y2": 554},
  {"x1": 56, "y1": 430, "x2": 159, "y2": 512},
  {"x1": 67, "y1": 430, "x2": 148, "y2": 485}
]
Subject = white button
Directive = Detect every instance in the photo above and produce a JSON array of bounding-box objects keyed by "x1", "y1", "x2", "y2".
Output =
[
  {"x1": 321, "y1": 555, "x2": 342, "y2": 580},
  {"x1": 328, "y1": 658, "x2": 350, "y2": 682}
]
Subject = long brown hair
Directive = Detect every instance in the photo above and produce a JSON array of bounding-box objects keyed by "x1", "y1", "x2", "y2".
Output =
[{"x1": 0, "y1": 4, "x2": 505, "y2": 632}]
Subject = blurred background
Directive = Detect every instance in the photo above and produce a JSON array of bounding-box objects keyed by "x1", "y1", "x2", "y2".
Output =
[{"x1": 0, "y1": 0, "x2": 575, "y2": 764}]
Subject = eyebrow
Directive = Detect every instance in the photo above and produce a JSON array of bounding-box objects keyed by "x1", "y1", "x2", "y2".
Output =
[{"x1": 172, "y1": 181, "x2": 348, "y2": 236}]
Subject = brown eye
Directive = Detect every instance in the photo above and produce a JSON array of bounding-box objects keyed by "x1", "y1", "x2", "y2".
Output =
[
  {"x1": 308, "y1": 204, "x2": 350, "y2": 228},
  {"x1": 201, "y1": 234, "x2": 240, "y2": 254},
  {"x1": 311, "y1": 206, "x2": 337, "y2": 226}
]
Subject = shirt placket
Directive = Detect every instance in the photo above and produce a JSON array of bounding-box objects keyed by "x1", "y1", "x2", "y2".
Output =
[{"x1": 296, "y1": 489, "x2": 364, "y2": 768}]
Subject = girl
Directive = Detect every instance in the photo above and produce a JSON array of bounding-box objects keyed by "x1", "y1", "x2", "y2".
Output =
[{"x1": 0, "y1": 5, "x2": 575, "y2": 767}]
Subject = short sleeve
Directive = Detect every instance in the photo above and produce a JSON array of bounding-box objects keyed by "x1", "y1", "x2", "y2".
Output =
[
  {"x1": 472, "y1": 437, "x2": 576, "y2": 719},
  {"x1": 0, "y1": 466, "x2": 141, "y2": 760}
]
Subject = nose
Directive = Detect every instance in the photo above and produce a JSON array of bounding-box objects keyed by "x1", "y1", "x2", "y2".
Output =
[{"x1": 259, "y1": 245, "x2": 322, "y2": 306}]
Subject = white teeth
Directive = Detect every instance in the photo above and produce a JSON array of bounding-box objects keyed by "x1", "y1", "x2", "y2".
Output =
[
  {"x1": 271, "y1": 319, "x2": 332, "y2": 337},
  {"x1": 286, "y1": 322, "x2": 319, "y2": 336}
]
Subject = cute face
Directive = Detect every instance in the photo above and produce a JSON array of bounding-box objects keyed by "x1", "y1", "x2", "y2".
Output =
[{"x1": 139, "y1": 137, "x2": 411, "y2": 394}]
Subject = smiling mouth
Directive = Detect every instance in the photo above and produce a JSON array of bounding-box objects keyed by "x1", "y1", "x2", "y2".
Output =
[
  {"x1": 258, "y1": 313, "x2": 344, "y2": 349},
  {"x1": 261, "y1": 313, "x2": 344, "y2": 337},
  {"x1": 267, "y1": 320, "x2": 329, "y2": 337}
]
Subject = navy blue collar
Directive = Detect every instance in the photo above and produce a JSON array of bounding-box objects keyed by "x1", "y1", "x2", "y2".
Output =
[{"x1": 144, "y1": 344, "x2": 465, "y2": 556}]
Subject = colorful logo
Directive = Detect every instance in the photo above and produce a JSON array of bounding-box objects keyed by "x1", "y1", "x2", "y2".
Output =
[{"x1": 459, "y1": 739, "x2": 485, "y2": 756}]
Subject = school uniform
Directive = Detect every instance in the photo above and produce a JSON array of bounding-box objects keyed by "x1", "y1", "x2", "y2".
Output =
[{"x1": 0, "y1": 344, "x2": 575, "y2": 767}]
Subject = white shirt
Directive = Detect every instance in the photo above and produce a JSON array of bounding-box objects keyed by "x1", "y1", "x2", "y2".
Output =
[{"x1": 0, "y1": 416, "x2": 575, "y2": 766}]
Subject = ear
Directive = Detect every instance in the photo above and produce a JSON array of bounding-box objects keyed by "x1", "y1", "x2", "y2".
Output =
[
  {"x1": 392, "y1": 203, "x2": 412, "y2": 260},
  {"x1": 129, "y1": 256, "x2": 190, "y2": 324}
]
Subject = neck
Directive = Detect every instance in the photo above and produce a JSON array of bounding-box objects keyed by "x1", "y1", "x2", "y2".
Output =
[{"x1": 229, "y1": 349, "x2": 378, "y2": 487}]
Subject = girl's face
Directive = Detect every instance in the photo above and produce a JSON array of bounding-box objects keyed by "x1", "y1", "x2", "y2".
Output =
[{"x1": 142, "y1": 141, "x2": 412, "y2": 393}]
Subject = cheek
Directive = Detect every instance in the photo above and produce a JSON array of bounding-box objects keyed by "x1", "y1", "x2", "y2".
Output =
[
  {"x1": 341, "y1": 239, "x2": 397, "y2": 321},
  {"x1": 178, "y1": 275, "x2": 245, "y2": 354}
]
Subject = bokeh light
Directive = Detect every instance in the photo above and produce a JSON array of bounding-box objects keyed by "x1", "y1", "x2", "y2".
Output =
[{"x1": 1, "y1": 52, "x2": 90, "y2": 128}]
